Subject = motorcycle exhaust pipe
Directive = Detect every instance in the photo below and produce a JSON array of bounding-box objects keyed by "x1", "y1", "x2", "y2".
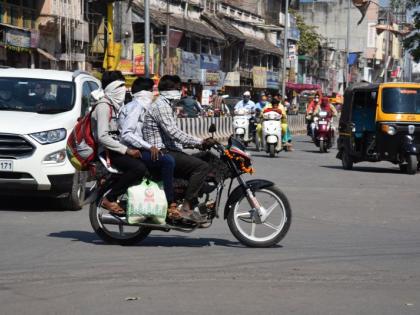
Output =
[{"x1": 100, "y1": 213, "x2": 128, "y2": 225}]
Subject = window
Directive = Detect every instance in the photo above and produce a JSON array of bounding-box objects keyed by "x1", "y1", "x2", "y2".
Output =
[
  {"x1": 382, "y1": 88, "x2": 420, "y2": 114},
  {"x1": 81, "y1": 81, "x2": 95, "y2": 116},
  {"x1": 0, "y1": 78, "x2": 75, "y2": 114}
]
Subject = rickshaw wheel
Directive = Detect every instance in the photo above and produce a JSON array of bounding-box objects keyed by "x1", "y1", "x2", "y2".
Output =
[
  {"x1": 341, "y1": 150, "x2": 353, "y2": 170},
  {"x1": 406, "y1": 155, "x2": 417, "y2": 175}
]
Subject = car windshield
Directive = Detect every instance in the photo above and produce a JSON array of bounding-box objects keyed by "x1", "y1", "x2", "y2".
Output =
[
  {"x1": 382, "y1": 88, "x2": 420, "y2": 114},
  {"x1": 0, "y1": 78, "x2": 75, "y2": 114}
]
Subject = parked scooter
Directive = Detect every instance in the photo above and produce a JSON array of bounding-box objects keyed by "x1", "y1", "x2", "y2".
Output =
[
  {"x1": 261, "y1": 111, "x2": 282, "y2": 157},
  {"x1": 233, "y1": 108, "x2": 253, "y2": 146},
  {"x1": 312, "y1": 110, "x2": 334, "y2": 153}
]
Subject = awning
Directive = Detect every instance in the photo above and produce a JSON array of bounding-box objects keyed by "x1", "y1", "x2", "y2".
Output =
[
  {"x1": 201, "y1": 13, "x2": 246, "y2": 41},
  {"x1": 286, "y1": 82, "x2": 321, "y2": 92},
  {"x1": 36, "y1": 48, "x2": 58, "y2": 62},
  {"x1": 244, "y1": 35, "x2": 282, "y2": 56},
  {"x1": 132, "y1": 4, "x2": 224, "y2": 41}
]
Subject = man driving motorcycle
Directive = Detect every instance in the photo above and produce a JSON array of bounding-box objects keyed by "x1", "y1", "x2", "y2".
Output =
[
  {"x1": 309, "y1": 97, "x2": 337, "y2": 138},
  {"x1": 143, "y1": 75, "x2": 216, "y2": 223},
  {"x1": 306, "y1": 92, "x2": 322, "y2": 136}
]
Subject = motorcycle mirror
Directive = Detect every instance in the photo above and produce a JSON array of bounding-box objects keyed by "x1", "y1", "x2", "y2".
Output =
[{"x1": 209, "y1": 123, "x2": 216, "y2": 134}]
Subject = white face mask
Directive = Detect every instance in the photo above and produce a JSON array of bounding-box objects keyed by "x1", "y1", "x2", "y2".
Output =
[
  {"x1": 161, "y1": 90, "x2": 182, "y2": 101},
  {"x1": 104, "y1": 80, "x2": 126, "y2": 107},
  {"x1": 133, "y1": 90, "x2": 154, "y2": 105}
]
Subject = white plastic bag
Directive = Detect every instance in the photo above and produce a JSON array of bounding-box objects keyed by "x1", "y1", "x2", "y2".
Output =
[{"x1": 127, "y1": 180, "x2": 168, "y2": 224}]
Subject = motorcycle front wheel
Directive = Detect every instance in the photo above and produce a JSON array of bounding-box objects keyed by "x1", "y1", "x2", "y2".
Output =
[
  {"x1": 227, "y1": 186, "x2": 291, "y2": 247},
  {"x1": 89, "y1": 191, "x2": 151, "y2": 245}
]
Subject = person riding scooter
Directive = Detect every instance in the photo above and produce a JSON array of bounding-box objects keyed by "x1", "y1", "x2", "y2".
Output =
[{"x1": 306, "y1": 92, "x2": 322, "y2": 136}]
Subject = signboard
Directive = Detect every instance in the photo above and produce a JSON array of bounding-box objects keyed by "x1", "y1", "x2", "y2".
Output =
[
  {"x1": 117, "y1": 59, "x2": 133, "y2": 73},
  {"x1": 204, "y1": 70, "x2": 221, "y2": 86},
  {"x1": 200, "y1": 54, "x2": 221, "y2": 71},
  {"x1": 133, "y1": 43, "x2": 159, "y2": 75},
  {"x1": 180, "y1": 51, "x2": 200, "y2": 82},
  {"x1": 5, "y1": 29, "x2": 31, "y2": 48},
  {"x1": 169, "y1": 30, "x2": 183, "y2": 48},
  {"x1": 266, "y1": 71, "x2": 279, "y2": 89},
  {"x1": 201, "y1": 89, "x2": 211, "y2": 106},
  {"x1": 252, "y1": 66, "x2": 267, "y2": 89},
  {"x1": 224, "y1": 72, "x2": 240, "y2": 87}
]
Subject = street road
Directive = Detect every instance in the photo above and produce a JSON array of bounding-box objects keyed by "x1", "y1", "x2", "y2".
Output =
[{"x1": 0, "y1": 136, "x2": 419, "y2": 315}]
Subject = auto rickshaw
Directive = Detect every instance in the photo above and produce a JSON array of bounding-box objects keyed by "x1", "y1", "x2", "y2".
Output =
[{"x1": 337, "y1": 82, "x2": 420, "y2": 174}]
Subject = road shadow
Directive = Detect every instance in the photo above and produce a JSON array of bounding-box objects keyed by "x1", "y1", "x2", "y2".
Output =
[
  {"x1": 321, "y1": 165, "x2": 402, "y2": 174},
  {"x1": 48, "y1": 230, "x2": 282, "y2": 248},
  {"x1": 0, "y1": 196, "x2": 76, "y2": 212}
]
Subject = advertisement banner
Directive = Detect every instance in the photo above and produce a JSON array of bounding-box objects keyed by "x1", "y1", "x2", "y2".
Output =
[
  {"x1": 5, "y1": 29, "x2": 31, "y2": 48},
  {"x1": 204, "y1": 70, "x2": 220, "y2": 86},
  {"x1": 133, "y1": 43, "x2": 159, "y2": 75},
  {"x1": 252, "y1": 67, "x2": 267, "y2": 89},
  {"x1": 200, "y1": 54, "x2": 221, "y2": 71},
  {"x1": 266, "y1": 71, "x2": 279, "y2": 89},
  {"x1": 180, "y1": 51, "x2": 200, "y2": 82},
  {"x1": 169, "y1": 30, "x2": 183, "y2": 48},
  {"x1": 224, "y1": 72, "x2": 240, "y2": 87}
]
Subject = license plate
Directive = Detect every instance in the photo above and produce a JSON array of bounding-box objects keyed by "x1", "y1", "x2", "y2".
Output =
[
  {"x1": 0, "y1": 160, "x2": 13, "y2": 172},
  {"x1": 318, "y1": 121, "x2": 327, "y2": 125}
]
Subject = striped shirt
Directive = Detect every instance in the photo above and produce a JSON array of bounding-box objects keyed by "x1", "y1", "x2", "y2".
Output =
[{"x1": 143, "y1": 95, "x2": 202, "y2": 151}]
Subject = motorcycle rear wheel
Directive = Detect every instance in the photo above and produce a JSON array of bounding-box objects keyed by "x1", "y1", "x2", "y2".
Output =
[
  {"x1": 89, "y1": 192, "x2": 151, "y2": 245},
  {"x1": 319, "y1": 140, "x2": 327, "y2": 153},
  {"x1": 227, "y1": 186, "x2": 291, "y2": 248}
]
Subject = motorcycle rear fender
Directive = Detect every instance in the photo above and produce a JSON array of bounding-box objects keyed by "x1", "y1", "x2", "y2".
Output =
[{"x1": 224, "y1": 179, "x2": 275, "y2": 219}]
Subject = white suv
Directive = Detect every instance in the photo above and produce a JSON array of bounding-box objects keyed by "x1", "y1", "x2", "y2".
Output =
[{"x1": 0, "y1": 68, "x2": 101, "y2": 209}]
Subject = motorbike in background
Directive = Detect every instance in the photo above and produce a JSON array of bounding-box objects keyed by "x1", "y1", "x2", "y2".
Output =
[
  {"x1": 233, "y1": 108, "x2": 253, "y2": 146},
  {"x1": 261, "y1": 111, "x2": 282, "y2": 157},
  {"x1": 312, "y1": 110, "x2": 334, "y2": 153}
]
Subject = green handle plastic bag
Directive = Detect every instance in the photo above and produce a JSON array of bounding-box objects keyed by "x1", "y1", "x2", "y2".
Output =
[{"x1": 127, "y1": 179, "x2": 168, "y2": 224}]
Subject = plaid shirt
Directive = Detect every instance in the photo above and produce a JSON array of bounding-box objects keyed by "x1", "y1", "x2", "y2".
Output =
[{"x1": 143, "y1": 95, "x2": 202, "y2": 151}]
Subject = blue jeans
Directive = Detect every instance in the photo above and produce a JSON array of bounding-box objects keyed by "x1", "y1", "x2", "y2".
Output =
[{"x1": 140, "y1": 150, "x2": 175, "y2": 203}]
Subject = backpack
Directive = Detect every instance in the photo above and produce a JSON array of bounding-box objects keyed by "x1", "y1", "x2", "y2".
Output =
[{"x1": 66, "y1": 100, "x2": 113, "y2": 171}]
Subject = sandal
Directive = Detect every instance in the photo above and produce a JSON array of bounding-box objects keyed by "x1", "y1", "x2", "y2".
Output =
[{"x1": 101, "y1": 197, "x2": 125, "y2": 216}]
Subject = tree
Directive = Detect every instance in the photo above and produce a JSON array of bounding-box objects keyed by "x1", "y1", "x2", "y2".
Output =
[
  {"x1": 392, "y1": 0, "x2": 420, "y2": 62},
  {"x1": 290, "y1": 10, "x2": 323, "y2": 56}
]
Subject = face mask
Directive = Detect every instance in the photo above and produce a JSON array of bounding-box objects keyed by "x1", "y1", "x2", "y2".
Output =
[
  {"x1": 133, "y1": 90, "x2": 153, "y2": 105},
  {"x1": 243, "y1": 98, "x2": 249, "y2": 103},
  {"x1": 104, "y1": 80, "x2": 126, "y2": 106},
  {"x1": 315, "y1": 98, "x2": 319, "y2": 102},
  {"x1": 161, "y1": 90, "x2": 182, "y2": 101}
]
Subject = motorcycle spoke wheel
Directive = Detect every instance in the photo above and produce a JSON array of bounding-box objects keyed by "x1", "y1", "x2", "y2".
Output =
[{"x1": 230, "y1": 188, "x2": 290, "y2": 245}]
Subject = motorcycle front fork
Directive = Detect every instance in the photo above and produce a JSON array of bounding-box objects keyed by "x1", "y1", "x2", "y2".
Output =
[{"x1": 237, "y1": 175, "x2": 268, "y2": 223}]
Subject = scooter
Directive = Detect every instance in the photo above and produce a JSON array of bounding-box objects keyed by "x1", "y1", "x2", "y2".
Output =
[
  {"x1": 312, "y1": 110, "x2": 334, "y2": 153},
  {"x1": 261, "y1": 111, "x2": 282, "y2": 157},
  {"x1": 233, "y1": 108, "x2": 253, "y2": 146}
]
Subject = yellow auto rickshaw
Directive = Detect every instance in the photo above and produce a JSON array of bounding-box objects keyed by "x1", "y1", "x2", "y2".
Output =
[{"x1": 337, "y1": 82, "x2": 420, "y2": 174}]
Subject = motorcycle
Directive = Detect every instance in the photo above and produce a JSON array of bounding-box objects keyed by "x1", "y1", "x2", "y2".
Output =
[
  {"x1": 87, "y1": 129, "x2": 292, "y2": 248},
  {"x1": 312, "y1": 110, "x2": 334, "y2": 153},
  {"x1": 261, "y1": 111, "x2": 282, "y2": 157}
]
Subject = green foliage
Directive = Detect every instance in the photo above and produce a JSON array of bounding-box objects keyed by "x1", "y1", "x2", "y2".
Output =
[
  {"x1": 290, "y1": 10, "x2": 322, "y2": 56},
  {"x1": 392, "y1": 0, "x2": 420, "y2": 62}
]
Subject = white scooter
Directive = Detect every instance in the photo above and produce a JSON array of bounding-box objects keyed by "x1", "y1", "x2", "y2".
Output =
[
  {"x1": 233, "y1": 108, "x2": 253, "y2": 146},
  {"x1": 261, "y1": 111, "x2": 282, "y2": 157}
]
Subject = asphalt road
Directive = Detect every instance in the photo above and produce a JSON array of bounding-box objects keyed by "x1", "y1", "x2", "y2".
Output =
[{"x1": 0, "y1": 136, "x2": 419, "y2": 315}]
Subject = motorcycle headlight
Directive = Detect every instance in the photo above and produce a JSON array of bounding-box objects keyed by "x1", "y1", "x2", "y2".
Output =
[{"x1": 30, "y1": 128, "x2": 67, "y2": 144}]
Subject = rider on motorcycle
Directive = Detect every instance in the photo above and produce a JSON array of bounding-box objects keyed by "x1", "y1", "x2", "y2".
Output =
[
  {"x1": 143, "y1": 75, "x2": 216, "y2": 223},
  {"x1": 306, "y1": 92, "x2": 322, "y2": 136},
  {"x1": 235, "y1": 91, "x2": 257, "y2": 140},
  {"x1": 310, "y1": 97, "x2": 337, "y2": 138}
]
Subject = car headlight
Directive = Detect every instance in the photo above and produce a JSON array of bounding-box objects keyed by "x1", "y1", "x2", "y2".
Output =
[{"x1": 29, "y1": 128, "x2": 67, "y2": 144}]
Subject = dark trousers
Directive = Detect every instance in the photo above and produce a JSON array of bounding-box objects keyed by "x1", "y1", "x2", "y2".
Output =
[
  {"x1": 140, "y1": 150, "x2": 175, "y2": 203},
  {"x1": 107, "y1": 151, "x2": 147, "y2": 202},
  {"x1": 168, "y1": 150, "x2": 209, "y2": 203}
]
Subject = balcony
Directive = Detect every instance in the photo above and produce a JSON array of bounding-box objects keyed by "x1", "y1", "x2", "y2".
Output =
[{"x1": 0, "y1": 3, "x2": 36, "y2": 29}]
